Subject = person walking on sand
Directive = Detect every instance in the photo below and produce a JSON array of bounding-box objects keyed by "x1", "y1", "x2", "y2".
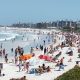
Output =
[
  {"x1": 44, "y1": 47, "x2": 46, "y2": 55},
  {"x1": 59, "y1": 57, "x2": 65, "y2": 70},
  {"x1": 26, "y1": 62, "x2": 29, "y2": 73},
  {"x1": 22, "y1": 60, "x2": 26, "y2": 71},
  {"x1": 18, "y1": 59, "x2": 22, "y2": 72},
  {"x1": 15, "y1": 56, "x2": 18, "y2": 64}
]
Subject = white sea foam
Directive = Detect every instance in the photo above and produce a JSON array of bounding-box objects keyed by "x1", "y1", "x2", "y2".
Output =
[{"x1": 0, "y1": 31, "x2": 19, "y2": 41}]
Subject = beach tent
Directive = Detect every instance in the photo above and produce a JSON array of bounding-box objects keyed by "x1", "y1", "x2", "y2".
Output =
[{"x1": 19, "y1": 54, "x2": 32, "y2": 61}]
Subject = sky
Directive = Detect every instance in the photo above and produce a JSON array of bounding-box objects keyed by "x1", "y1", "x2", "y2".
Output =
[{"x1": 0, "y1": 0, "x2": 80, "y2": 25}]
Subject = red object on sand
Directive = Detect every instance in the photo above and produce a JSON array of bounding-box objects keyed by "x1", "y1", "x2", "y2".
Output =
[
  {"x1": 43, "y1": 55, "x2": 47, "y2": 60},
  {"x1": 39, "y1": 55, "x2": 52, "y2": 61},
  {"x1": 39, "y1": 55, "x2": 43, "y2": 59}
]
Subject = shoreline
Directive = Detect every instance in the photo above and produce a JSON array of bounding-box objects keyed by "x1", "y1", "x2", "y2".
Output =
[{"x1": 0, "y1": 27, "x2": 78, "y2": 80}]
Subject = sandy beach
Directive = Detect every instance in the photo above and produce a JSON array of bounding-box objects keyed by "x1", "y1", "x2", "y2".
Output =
[{"x1": 0, "y1": 27, "x2": 79, "y2": 80}]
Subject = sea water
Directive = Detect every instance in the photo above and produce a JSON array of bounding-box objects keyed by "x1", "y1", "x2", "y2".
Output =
[
  {"x1": 0, "y1": 31, "x2": 19, "y2": 41},
  {"x1": 0, "y1": 30, "x2": 53, "y2": 57}
]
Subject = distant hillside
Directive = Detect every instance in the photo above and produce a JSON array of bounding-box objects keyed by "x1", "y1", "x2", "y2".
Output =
[{"x1": 54, "y1": 65, "x2": 80, "y2": 80}]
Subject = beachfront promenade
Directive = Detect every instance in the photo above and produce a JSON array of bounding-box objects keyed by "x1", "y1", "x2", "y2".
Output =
[{"x1": 0, "y1": 27, "x2": 79, "y2": 80}]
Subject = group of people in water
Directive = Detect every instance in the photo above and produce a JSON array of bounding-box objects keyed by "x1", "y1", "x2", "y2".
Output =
[
  {"x1": 15, "y1": 46, "x2": 24, "y2": 56},
  {"x1": 0, "y1": 44, "x2": 9, "y2": 63}
]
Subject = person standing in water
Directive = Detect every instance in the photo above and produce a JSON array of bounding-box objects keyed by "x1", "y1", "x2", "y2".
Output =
[
  {"x1": 30, "y1": 47, "x2": 33, "y2": 53},
  {"x1": 43, "y1": 40, "x2": 45, "y2": 45},
  {"x1": 5, "y1": 54, "x2": 8, "y2": 63},
  {"x1": 11, "y1": 48, "x2": 13, "y2": 53},
  {"x1": 0, "y1": 43, "x2": 3, "y2": 48},
  {"x1": 44, "y1": 47, "x2": 46, "y2": 55},
  {"x1": 3, "y1": 49, "x2": 5, "y2": 56}
]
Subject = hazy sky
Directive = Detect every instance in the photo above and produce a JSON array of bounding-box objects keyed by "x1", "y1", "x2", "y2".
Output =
[{"x1": 0, "y1": 0, "x2": 80, "y2": 25}]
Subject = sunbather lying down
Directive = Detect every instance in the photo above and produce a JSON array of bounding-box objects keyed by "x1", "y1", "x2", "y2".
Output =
[{"x1": 10, "y1": 76, "x2": 27, "y2": 80}]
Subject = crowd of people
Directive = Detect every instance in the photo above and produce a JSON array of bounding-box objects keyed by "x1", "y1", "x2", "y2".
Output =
[{"x1": 1, "y1": 28, "x2": 80, "y2": 80}]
